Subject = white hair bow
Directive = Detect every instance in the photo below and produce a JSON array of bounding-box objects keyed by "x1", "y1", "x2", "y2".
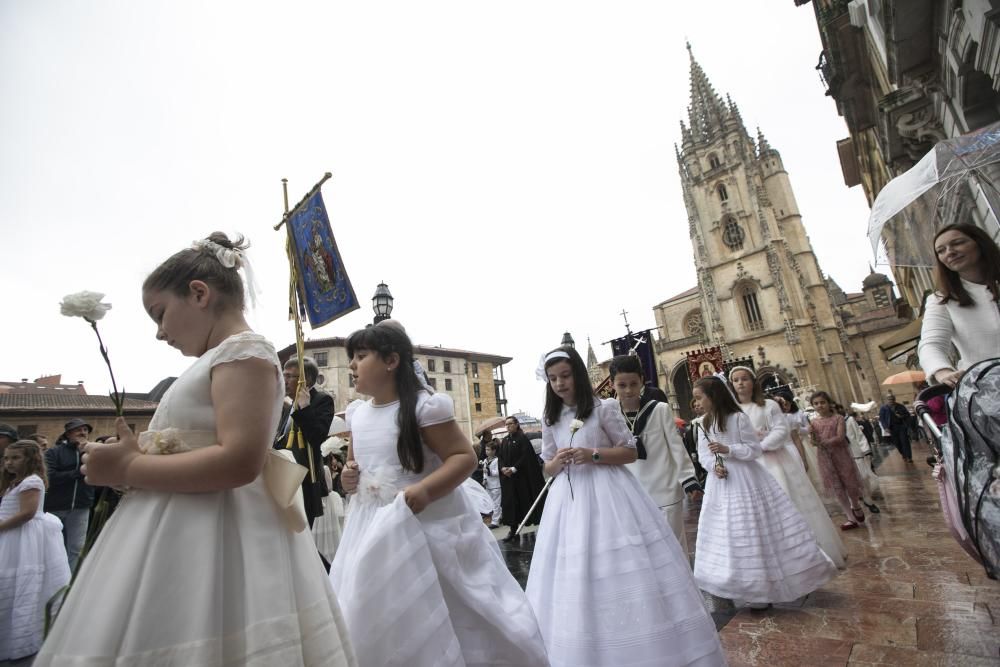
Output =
[{"x1": 191, "y1": 237, "x2": 262, "y2": 309}]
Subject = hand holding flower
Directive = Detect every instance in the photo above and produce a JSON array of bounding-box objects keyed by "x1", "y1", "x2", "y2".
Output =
[
  {"x1": 707, "y1": 442, "x2": 730, "y2": 455},
  {"x1": 81, "y1": 418, "x2": 140, "y2": 487}
]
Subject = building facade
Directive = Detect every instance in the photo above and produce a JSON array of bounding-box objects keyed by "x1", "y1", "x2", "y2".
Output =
[
  {"x1": 0, "y1": 376, "x2": 157, "y2": 441},
  {"x1": 803, "y1": 0, "x2": 1000, "y2": 311},
  {"x1": 654, "y1": 49, "x2": 914, "y2": 417},
  {"x1": 277, "y1": 339, "x2": 512, "y2": 441}
]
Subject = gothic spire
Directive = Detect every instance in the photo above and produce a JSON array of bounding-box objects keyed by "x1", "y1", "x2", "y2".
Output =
[
  {"x1": 686, "y1": 44, "x2": 728, "y2": 143},
  {"x1": 756, "y1": 126, "x2": 776, "y2": 156},
  {"x1": 586, "y1": 338, "x2": 599, "y2": 369}
]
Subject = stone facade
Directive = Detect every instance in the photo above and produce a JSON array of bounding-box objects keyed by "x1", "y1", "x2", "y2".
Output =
[
  {"x1": 805, "y1": 0, "x2": 1000, "y2": 312},
  {"x1": 655, "y1": 49, "x2": 916, "y2": 418},
  {"x1": 277, "y1": 338, "x2": 511, "y2": 442}
]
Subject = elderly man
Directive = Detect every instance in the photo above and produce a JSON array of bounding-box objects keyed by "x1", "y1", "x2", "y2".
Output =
[
  {"x1": 275, "y1": 356, "x2": 333, "y2": 528},
  {"x1": 45, "y1": 418, "x2": 95, "y2": 570}
]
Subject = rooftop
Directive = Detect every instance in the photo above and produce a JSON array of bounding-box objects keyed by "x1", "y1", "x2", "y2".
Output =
[{"x1": 277, "y1": 337, "x2": 513, "y2": 366}]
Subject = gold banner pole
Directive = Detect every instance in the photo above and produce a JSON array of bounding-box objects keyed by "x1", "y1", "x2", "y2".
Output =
[{"x1": 279, "y1": 176, "x2": 324, "y2": 484}]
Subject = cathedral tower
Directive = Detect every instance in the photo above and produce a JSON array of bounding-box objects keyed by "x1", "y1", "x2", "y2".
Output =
[{"x1": 654, "y1": 47, "x2": 862, "y2": 410}]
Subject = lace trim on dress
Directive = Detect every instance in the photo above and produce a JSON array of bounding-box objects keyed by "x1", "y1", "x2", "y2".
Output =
[{"x1": 210, "y1": 332, "x2": 279, "y2": 369}]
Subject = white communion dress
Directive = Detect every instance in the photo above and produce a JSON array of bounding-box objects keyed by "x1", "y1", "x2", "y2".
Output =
[
  {"x1": 694, "y1": 412, "x2": 838, "y2": 603},
  {"x1": 35, "y1": 332, "x2": 356, "y2": 667},
  {"x1": 329, "y1": 392, "x2": 548, "y2": 667},
  {"x1": 526, "y1": 399, "x2": 726, "y2": 667},
  {"x1": 0, "y1": 474, "x2": 70, "y2": 660},
  {"x1": 740, "y1": 400, "x2": 847, "y2": 568}
]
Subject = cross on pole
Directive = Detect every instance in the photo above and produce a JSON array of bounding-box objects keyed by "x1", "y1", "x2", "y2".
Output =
[{"x1": 620, "y1": 309, "x2": 632, "y2": 334}]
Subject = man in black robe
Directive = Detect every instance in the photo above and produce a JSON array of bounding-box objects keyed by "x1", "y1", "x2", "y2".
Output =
[
  {"x1": 275, "y1": 356, "x2": 332, "y2": 527},
  {"x1": 498, "y1": 416, "x2": 546, "y2": 542}
]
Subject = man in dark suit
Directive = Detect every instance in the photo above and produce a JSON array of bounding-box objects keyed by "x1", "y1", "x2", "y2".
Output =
[{"x1": 276, "y1": 355, "x2": 333, "y2": 527}]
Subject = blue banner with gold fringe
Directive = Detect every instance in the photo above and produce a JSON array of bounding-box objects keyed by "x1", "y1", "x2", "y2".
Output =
[{"x1": 287, "y1": 191, "x2": 359, "y2": 328}]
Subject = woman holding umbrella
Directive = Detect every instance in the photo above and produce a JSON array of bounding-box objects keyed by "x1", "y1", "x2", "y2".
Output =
[{"x1": 918, "y1": 222, "x2": 1000, "y2": 386}]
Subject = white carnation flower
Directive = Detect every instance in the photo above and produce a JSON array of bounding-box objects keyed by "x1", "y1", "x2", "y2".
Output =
[
  {"x1": 570, "y1": 419, "x2": 584, "y2": 433},
  {"x1": 60, "y1": 291, "x2": 112, "y2": 321}
]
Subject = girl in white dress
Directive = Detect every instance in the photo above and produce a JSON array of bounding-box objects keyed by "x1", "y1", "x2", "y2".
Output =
[
  {"x1": 482, "y1": 441, "x2": 503, "y2": 527},
  {"x1": 526, "y1": 347, "x2": 725, "y2": 667},
  {"x1": 692, "y1": 376, "x2": 838, "y2": 607},
  {"x1": 36, "y1": 233, "x2": 356, "y2": 666},
  {"x1": 0, "y1": 441, "x2": 70, "y2": 661},
  {"x1": 329, "y1": 322, "x2": 548, "y2": 667},
  {"x1": 729, "y1": 367, "x2": 846, "y2": 568}
]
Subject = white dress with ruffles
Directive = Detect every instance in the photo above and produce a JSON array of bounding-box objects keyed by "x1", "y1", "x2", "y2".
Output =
[
  {"x1": 35, "y1": 332, "x2": 356, "y2": 667},
  {"x1": 0, "y1": 474, "x2": 70, "y2": 660},
  {"x1": 740, "y1": 400, "x2": 846, "y2": 568},
  {"x1": 329, "y1": 392, "x2": 548, "y2": 667},
  {"x1": 694, "y1": 412, "x2": 838, "y2": 603},
  {"x1": 526, "y1": 399, "x2": 726, "y2": 667}
]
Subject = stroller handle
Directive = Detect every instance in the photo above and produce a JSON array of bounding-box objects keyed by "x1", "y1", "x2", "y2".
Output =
[
  {"x1": 914, "y1": 384, "x2": 952, "y2": 455},
  {"x1": 914, "y1": 384, "x2": 952, "y2": 418}
]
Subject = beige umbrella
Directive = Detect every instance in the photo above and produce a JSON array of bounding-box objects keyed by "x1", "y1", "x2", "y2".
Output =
[
  {"x1": 474, "y1": 416, "x2": 507, "y2": 437},
  {"x1": 882, "y1": 369, "x2": 926, "y2": 385}
]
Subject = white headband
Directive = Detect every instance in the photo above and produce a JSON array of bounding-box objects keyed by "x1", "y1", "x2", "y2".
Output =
[
  {"x1": 535, "y1": 350, "x2": 571, "y2": 381},
  {"x1": 191, "y1": 238, "x2": 261, "y2": 309},
  {"x1": 727, "y1": 365, "x2": 756, "y2": 382}
]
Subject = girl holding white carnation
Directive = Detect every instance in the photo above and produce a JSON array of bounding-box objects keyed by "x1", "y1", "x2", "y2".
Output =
[
  {"x1": 329, "y1": 322, "x2": 548, "y2": 667},
  {"x1": 728, "y1": 366, "x2": 846, "y2": 568},
  {"x1": 37, "y1": 233, "x2": 356, "y2": 667},
  {"x1": 691, "y1": 376, "x2": 838, "y2": 609},
  {"x1": 526, "y1": 346, "x2": 725, "y2": 667}
]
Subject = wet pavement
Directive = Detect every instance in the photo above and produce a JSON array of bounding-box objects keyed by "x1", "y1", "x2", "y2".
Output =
[{"x1": 493, "y1": 437, "x2": 1000, "y2": 664}]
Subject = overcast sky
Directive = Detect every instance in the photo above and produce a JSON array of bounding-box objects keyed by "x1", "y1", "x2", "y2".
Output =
[{"x1": 1, "y1": 1, "x2": 875, "y2": 421}]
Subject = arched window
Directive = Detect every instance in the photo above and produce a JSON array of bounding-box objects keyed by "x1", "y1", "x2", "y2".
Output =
[
  {"x1": 738, "y1": 284, "x2": 764, "y2": 332},
  {"x1": 717, "y1": 183, "x2": 729, "y2": 202},
  {"x1": 708, "y1": 154, "x2": 721, "y2": 170}
]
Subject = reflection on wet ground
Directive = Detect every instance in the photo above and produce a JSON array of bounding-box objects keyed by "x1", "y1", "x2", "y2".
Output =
[{"x1": 492, "y1": 438, "x2": 1000, "y2": 664}]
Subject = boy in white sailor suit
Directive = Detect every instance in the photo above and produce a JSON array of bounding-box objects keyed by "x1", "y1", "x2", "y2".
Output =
[
  {"x1": 612, "y1": 355, "x2": 702, "y2": 555},
  {"x1": 482, "y1": 440, "x2": 503, "y2": 527}
]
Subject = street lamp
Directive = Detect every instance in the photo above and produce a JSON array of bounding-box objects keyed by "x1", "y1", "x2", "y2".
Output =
[
  {"x1": 372, "y1": 282, "x2": 393, "y2": 324},
  {"x1": 561, "y1": 331, "x2": 575, "y2": 348}
]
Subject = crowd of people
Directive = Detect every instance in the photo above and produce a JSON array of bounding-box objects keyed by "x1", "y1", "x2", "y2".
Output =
[{"x1": 0, "y1": 221, "x2": 995, "y2": 666}]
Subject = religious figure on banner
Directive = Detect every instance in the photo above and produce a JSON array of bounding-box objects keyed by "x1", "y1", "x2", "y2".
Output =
[
  {"x1": 288, "y1": 191, "x2": 360, "y2": 328},
  {"x1": 686, "y1": 346, "x2": 724, "y2": 385}
]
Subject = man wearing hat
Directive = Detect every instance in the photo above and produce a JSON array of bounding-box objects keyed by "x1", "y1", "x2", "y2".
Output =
[
  {"x1": 44, "y1": 418, "x2": 95, "y2": 570},
  {"x1": 0, "y1": 423, "x2": 18, "y2": 453}
]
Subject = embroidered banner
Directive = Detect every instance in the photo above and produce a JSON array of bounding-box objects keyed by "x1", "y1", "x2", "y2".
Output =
[
  {"x1": 685, "y1": 346, "x2": 724, "y2": 385},
  {"x1": 609, "y1": 329, "x2": 659, "y2": 387},
  {"x1": 287, "y1": 191, "x2": 359, "y2": 328}
]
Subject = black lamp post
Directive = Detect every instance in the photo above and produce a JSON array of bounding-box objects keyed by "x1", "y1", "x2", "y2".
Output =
[
  {"x1": 372, "y1": 282, "x2": 393, "y2": 324},
  {"x1": 561, "y1": 331, "x2": 575, "y2": 348}
]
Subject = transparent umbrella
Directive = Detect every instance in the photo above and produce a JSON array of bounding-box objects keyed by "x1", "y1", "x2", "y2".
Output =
[{"x1": 868, "y1": 121, "x2": 1000, "y2": 268}]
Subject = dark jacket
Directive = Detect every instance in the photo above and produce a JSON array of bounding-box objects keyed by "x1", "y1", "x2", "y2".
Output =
[
  {"x1": 44, "y1": 440, "x2": 94, "y2": 512},
  {"x1": 497, "y1": 430, "x2": 546, "y2": 529},
  {"x1": 275, "y1": 387, "x2": 333, "y2": 524}
]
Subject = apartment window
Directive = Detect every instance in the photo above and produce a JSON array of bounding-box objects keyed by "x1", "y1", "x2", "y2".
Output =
[
  {"x1": 313, "y1": 351, "x2": 328, "y2": 367},
  {"x1": 473, "y1": 382, "x2": 481, "y2": 398},
  {"x1": 444, "y1": 378, "x2": 453, "y2": 391},
  {"x1": 427, "y1": 359, "x2": 436, "y2": 372},
  {"x1": 717, "y1": 183, "x2": 729, "y2": 202},
  {"x1": 472, "y1": 362, "x2": 479, "y2": 378},
  {"x1": 428, "y1": 377, "x2": 437, "y2": 389},
  {"x1": 443, "y1": 360, "x2": 452, "y2": 373},
  {"x1": 475, "y1": 402, "x2": 482, "y2": 412}
]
